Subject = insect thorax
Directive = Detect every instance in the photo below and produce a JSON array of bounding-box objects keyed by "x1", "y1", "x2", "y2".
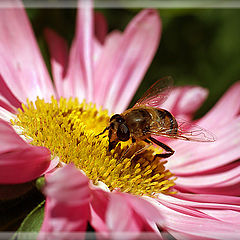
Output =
[{"x1": 123, "y1": 108, "x2": 153, "y2": 138}]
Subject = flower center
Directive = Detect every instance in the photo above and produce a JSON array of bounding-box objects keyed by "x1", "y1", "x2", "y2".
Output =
[{"x1": 13, "y1": 97, "x2": 176, "y2": 196}]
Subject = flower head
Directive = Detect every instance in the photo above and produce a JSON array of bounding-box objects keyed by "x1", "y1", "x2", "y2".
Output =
[{"x1": 13, "y1": 97, "x2": 175, "y2": 196}]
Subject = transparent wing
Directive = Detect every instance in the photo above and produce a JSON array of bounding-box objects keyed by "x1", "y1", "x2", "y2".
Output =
[
  {"x1": 149, "y1": 119, "x2": 216, "y2": 142},
  {"x1": 134, "y1": 76, "x2": 173, "y2": 108}
]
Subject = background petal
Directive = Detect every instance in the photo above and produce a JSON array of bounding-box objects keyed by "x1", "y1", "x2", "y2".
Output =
[
  {"x1": 94, "y1": 12, "x2": 108, "y2": 44},
  {"x1": 0, "y1": 107, "x2": 16, "y2": 122},
  {"x1": 64, "y1": 0, "x2": 93, "y2": 102},
  {"x1": 94, "y1": 9, "x2": 161, "y2": 113},
  {"x1": 94, "y1": 30, "x2": 122, "y2": 106},
  {"x1": 0, "y1": 0, "x2": 55, "y2": 102},
  {"x1": 199, "y1": 81, "x2": 240, "y2": 129},
  {"x1": 44, "y1": 28, "x2": 69, "y2": 99},
  {"x1": 0, "y1": 74, "x2": 21, "y2": 112},
  {"x1": 161, "y1": 86, "x2": 208, "y2": 120}
]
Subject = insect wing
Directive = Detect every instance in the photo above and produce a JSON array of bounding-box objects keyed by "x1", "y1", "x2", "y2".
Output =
[
  {"x1": 176, "y1": 120, "x2": 216, "y2": 142},
  {"x1": 134, "y1": 76, "x2": 173, "y2": 108},
  {"x1": 149, "y1": 119, "x2": 216, "y2": 142}
]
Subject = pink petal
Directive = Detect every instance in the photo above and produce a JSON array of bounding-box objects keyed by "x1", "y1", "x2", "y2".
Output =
[
  {"x1": 40, "y1": 164, "x2": 91, "y2": 236},
  {"x1": 175, "y1": 161, "x2": 240, "y2": 187},
  {"x1": 0, "y1": 0, "x2": 55, "y2": 101},
  {"x1": 0, "y1": 50, "x2": 29, "y2": 104},
  {"x1": 201, "y1": 209, "x2": 240, "y2": 223},
  {"x1": 0, "y1": 107, "x2": 16, "y2": 122},
  {"x1": 0, "y1": 98, "x2": 17, "y2": 114},
  {"x1": 0, "y1": 74, "x2": 21, "y2": 112},
  {"x1": 123, "y1": 193, "x2": 163, "y2": 223},
  {"x1": 166, "y1": 81, "x2": 240, "y2": 175},
  {"x1": 159, "y1": 205, "x2": 236, "y2": 239},
  {"x1": 0, "y1": 119, "x2": 51, "y2": 184},
  {"x1": 90, "y1": 189, "x2": 162, "y2": 237},
  {"x1": 158, "y1": 192, "x2": 240, "y2": 211},
  {"x1": 94, "y1": 12, "x2": 108, "y2": 44},
  {"x1": 89, "y1": 188, "x2": 110, "y2": 232},
  {"x1": 161, "y1": 86, "x2": 208, "y2": 120},
  {"x1": 152, "y1": 193, "x2": 240, "y2": 239},
  {"x1": 105, "y1": 192, "x2": 163, "y2": 239},
  {"x1": 106, "y1": 193, "x2": 142, "y2": 233},
  {"x1": 45, "y1": 30, "x2": 101, "y2": 100},
  {"x1": 177, "y1": 183, "x2": 240, "y2": 196},
  {"x1": 44, "y1": 164, "x2": 90, "y2": 204},
  {"x1": 167, "y1": 117, "x2": 240, "y2": 174},
  {"x1": 65, "y1": 0, "x2": 93, "y2": 102},
  {"x1": 93, "y1": 38, "x2": 103, "y2": 69},
  {"x1": 42, "y1": 157, "x2": 60, "y2": 175},
  {"x1": 94, "y1": 30, "x2": 122, "y2": 107},
  {"x1": 174, "y1": 160, "x2": 240, "y2": 195},
  {"x1": 199, "y1": 81, "x2": 240, "y2": 129},
  {"x1": 44, "y1": 28, "x2": 69, "y2": 99},
  {"x1": 94, "y1": 9, "x2": 161, "y2": 113}
]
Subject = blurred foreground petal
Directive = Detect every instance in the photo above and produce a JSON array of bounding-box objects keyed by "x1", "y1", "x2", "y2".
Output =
[
  {"x1": 39, "y1": 164, "x2": 91, "y2": 238},
  {"x1": 0, "y1": 119, "x2": 51, "y2": 184}
]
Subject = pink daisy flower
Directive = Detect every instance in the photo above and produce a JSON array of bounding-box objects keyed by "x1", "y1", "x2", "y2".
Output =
[{"x1": 0, "y1": 0, "x2": 240, "y2": 239}]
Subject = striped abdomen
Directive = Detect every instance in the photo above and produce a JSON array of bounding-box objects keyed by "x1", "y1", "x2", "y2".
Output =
[
  {"x1": 154, "y1": 108, "x2": 178, "y2": 135},
  {"x1": 123, "y1": 107, "x2": 178, "y2": 139}
]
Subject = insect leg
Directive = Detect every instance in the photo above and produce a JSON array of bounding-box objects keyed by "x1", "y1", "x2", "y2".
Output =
[
  {"x1": 120, "y1": 138, "x2": 136, "y2": 160},
  {"x1": 120, "y1": 137, "x2": 148, "y2": 160},
  {"x1": 148, "y1": 136, "x2": 174, "y2": 158},
  {"x1": 132, "y1": 140, "x2": 153, "y2": 156},
  {"x1": 95, "y1": 126, "x2": 110, "y2": 137}
]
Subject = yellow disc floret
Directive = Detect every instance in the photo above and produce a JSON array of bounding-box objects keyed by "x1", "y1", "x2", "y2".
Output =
[{"x1": 12, "y1": 97, "x2": 176, "y2": 196}]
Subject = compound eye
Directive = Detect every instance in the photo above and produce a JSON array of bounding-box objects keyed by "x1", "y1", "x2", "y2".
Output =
[
  {"x1": 110, "y1": 114, "x2": 125, "y2": 123},
  {"x1": 116, "y1": 117, "x2": 124, "y2": 123},
  {"x1": 117, "y1": 124, "x2": 130, "y2": 141},
  {"x1": 110, "y1": 114, "x2": 121, "y2": 122}
]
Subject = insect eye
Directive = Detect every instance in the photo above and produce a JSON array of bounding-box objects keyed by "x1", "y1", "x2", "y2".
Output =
[
  {"x1": 116, "y1": 118, "x2": 124, "y2": 123},
  {"x1": 110, "y1": 114, "x2": 121, "y2": 121},
  {"x1": 110, "y1": 114, "x2": 124, "y2": 123},
  {"x1": 117, "y1": 124, "x2": 130, "y2": 141}
]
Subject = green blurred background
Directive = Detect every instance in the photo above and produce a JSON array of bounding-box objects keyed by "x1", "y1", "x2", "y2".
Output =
[{"x1": 26, "y1": 6, "x2": 240, "y2": 118}]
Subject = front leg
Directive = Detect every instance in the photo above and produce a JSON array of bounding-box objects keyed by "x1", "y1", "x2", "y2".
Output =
[{"x1": 95, "y1": 126, "x2": 110, "y2": 137}]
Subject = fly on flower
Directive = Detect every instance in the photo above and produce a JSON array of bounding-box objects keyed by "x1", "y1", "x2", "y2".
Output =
[{"x1": 97, "y1": 76, "x2": 216, "y2": 158}]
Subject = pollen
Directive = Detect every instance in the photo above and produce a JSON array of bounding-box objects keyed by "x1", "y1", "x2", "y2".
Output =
[{"x1": 13, "y1": 97, "x2": 176, "y2": 196}]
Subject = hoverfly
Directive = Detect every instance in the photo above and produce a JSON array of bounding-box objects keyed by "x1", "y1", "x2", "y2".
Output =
[{"x1": 97, "y1": 76, "x2": 215, "y2": 158}]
